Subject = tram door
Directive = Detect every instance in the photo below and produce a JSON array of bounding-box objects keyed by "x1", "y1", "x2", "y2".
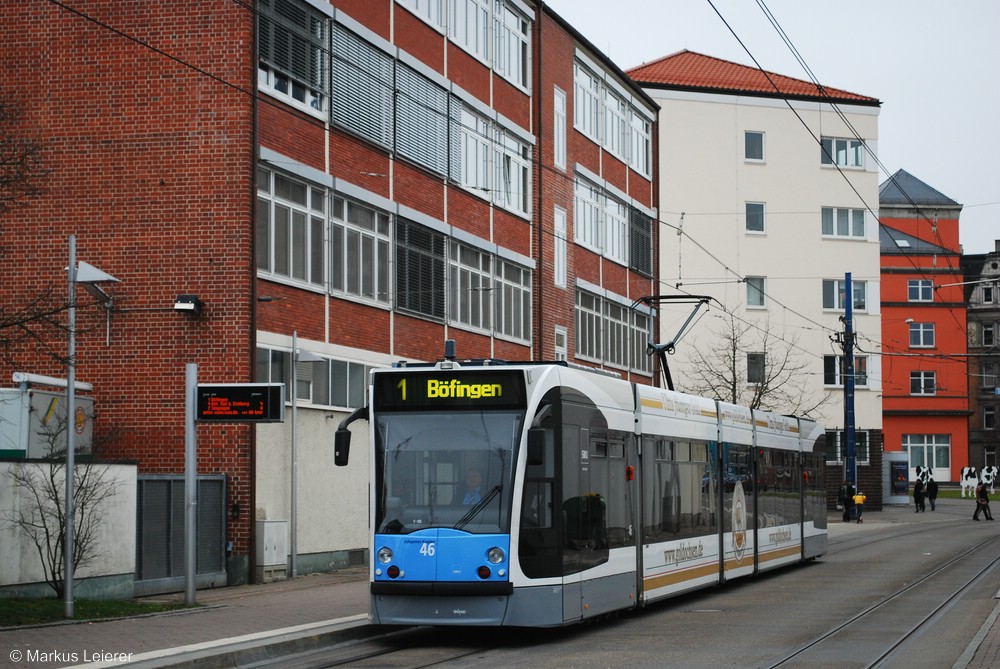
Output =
[{"x1": 721, "y1": 443, "x2": 756, "y2": 580}]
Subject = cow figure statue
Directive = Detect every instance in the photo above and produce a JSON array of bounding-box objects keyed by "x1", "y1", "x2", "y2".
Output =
[
  {"x1": 961, "y1": 467, "x2": 979, "y2": 498},
  {"x1": 915, "y1": 466, "x2": 933, "y2": 485},
  {"x1": 982, "y1": 466, "x2": 998, "y2": 495}
]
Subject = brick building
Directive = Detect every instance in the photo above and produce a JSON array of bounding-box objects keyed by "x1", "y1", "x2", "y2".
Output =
[{"x1": 0, "y1": 1, "x2": 657, "y2": 592}]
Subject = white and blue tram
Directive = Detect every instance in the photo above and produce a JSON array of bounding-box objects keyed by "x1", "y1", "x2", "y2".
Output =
[{"x1": 334, "y1": 359, "x2": 827, "y2": 627}]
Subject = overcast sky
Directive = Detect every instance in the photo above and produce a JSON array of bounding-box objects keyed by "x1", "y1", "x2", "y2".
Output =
[{"x1": 545, "y1": 0, "x2": 999, "y2": 255}]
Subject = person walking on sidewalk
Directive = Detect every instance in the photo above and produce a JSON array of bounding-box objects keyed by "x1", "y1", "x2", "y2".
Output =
[
  {"x1": 853, "y1": 490, "x2": 867, "y2": 523},
  {"x1": 973, "y1": 481, "x2": 994, "y2": 520},
  {"x1": 839, "y1": 480, "x2": 856, "y2": 522},
  {"x1": 913, "y1": 478, "x2": 925, "y2": 512},
  {"x1": 926, "y1": 478, "x2": 939, "y2": 511}
]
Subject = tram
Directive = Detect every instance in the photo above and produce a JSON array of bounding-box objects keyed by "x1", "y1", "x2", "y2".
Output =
[{"x1": 334, "y1": 356, "x2": 827, "y2": 627}]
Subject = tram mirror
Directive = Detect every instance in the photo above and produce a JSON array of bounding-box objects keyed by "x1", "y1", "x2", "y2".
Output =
[
  {"x1": 527, "y1": 428, "x2": 546, "y2": 466},
  {"x1": 334, "y1": 428, "x2": 351, "y2": 466}
]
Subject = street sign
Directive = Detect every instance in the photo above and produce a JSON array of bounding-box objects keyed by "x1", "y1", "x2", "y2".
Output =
[{"x1": 196, "y1": 383, "x2": 285, "y2": 422}]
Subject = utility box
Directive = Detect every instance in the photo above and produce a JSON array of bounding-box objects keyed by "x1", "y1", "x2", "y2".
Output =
[
  {"x1": 255, "y1": 520, "x2": 288, "y2": 583},
  {"x1": 0, "y1": 388, "x2": 95, "y2": 458}
]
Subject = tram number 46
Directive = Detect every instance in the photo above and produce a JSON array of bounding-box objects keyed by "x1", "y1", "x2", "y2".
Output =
[{"x1": 419, "y1": 542, "x2": 436, "y2": 556}]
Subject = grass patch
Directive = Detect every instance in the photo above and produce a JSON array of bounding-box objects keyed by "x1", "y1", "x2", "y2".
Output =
[{"x1": 0, "y1": 597, "x2": 192, "y2": 627}]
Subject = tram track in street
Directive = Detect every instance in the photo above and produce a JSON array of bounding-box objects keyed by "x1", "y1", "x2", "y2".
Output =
[{"x1": 762, "y1": 534, "x2": 1000, "y2": 669}]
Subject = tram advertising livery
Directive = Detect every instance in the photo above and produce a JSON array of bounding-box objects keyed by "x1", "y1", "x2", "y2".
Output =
[{"x1": 334, "y1": 360, "x2": 827, "y2": 627}]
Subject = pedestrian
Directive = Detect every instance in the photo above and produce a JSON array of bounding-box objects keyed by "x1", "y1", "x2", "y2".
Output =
[
  {"x1": 913, "y1": 478, "x2": 925, "y2": 512},
  {"x1": 926, "y1": 477, "x2": 939, "y2": 511},
  {"x1": 838, "y1": 480, "x2": 855, "y2": 522},
  {"x1": 973, "y1": 481, "x2": 994, "y2": 521},
  {"x1": 852, "y1": 490, "x2": 866, "y2": 523}
]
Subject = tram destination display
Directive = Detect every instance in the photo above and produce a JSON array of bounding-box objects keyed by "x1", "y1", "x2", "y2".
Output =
[{"x1": 373, "y1": 369, "x2": 526, "y2": 411}]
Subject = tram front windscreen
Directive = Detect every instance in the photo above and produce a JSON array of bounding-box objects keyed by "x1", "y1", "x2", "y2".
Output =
[{"x1": 372, "y1": 370, "x2": 527, "y2": 535}]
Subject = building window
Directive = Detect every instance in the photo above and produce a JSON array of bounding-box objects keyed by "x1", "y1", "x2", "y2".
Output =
[
  {"x1": 604, "y1": 196, "x2": 629, "y2": 265},
  {"x1": 983, "y1": 363, "x2": 998, "y2": 393},
  {"x1": 395, "y1": 218, "x2": 446, "y2": 319},
  {"x1": 824, "y1": 355, "x2": 869, "y2": 387},
  {"x1": 396, "y1": 63, "x2": 450, "y2": 176},
  {"x1": 398, "y1": 0, "x2": 445, "y2": 29},
  {"x1": 554, "y1": 325, "x2": 568, "y2": 361},
  {"x1": 826, "y1": 430, "x2": 870, "y2": 464},
  {"x1": 823, "y1": 279, "x2": 867, "y2": 311},
  {"x1": 332, "y1": 25, "x2": 394, "y2": 148},
  {"x1": 984, "y1": 284, "x2": 995, "y2": 304},
  {"x1": 554, "y1": 206, "x2": 567, "y2": 287},
  {"x1": 903, "y1": 434, "x2": 951, "y2": 473},
  {"x1": 493, "y1": 2, "x2": 530, "y2": 87},
  {"x1": 909, "y1": 322, "x2": 935, "y2": 348},
  {"x1": 745, "y1": 131, "x2": 764, "y2": 161},
  {"x1": 256, "y1": 168, "x2": 326, "y2": 287},
  {"x1": 258, "y1": 0, "x2": 329, "y2": 113},
  {"x1": 494, "y1": 127, "x2": 530, "y2": 214},
  {"x1": 449, "y1": 242, "x2": 493, "y2": 332},
  {"x1": 629, "y1": 113, "x2": 651, "y2": 176},
  {"x1": 908, "y1": 279, "x2": 934, "y2": 302},
  {"x1": 629, "y1": 209, "x2": 654, "y2": 277},
  {"x1": 257, "y1": 347, "x2": 372, "y2": 410},
  {"x1": 910, "y1": 370, "x2": 936, "y2": 396},
  {"x1": 553, "y1": 87, "x2": 567, "y2": 169},
  {"x1": 821, "y1": 136, "x2": 864, "y2": 168},
  {"x1": 604, "y1": 88, "x2": 628, "y2": 159},
  {"x1": 494, "y1": 259, "x2": 531, "y2": 341},
  {"x1": 574, "y1": 63, "x2": 601, "y2": 141},
  {"x1": 574, "y1": 178, "x2": 602, "y2": 252},
  {"x1": 450, "y1": 0, "x2": 490, "y2": 62},
  {"x1": 331, "y1": 196, "x2": 391, "y2": 304},
  {"x1": 984, "y1": 323, "x2": 995, "y2": 347},
  {"x1": 746, "y1": 276, "x2": 766, "y2": 308},
  {"x1": 821, "y1": 207, "x2": 865, "y2": 239},
  {"x1": 985, "y1": 407, "x2": 997, "y2": 430},
  {"x1": 747, "y1": 352, "x2": 765, "y2": 384},
  {"x1": 575, "y1": 289, "x2": 651, "y2": 374},
  {"x1": 745, "y1": 202, "x2": 765, "y2": 233}
]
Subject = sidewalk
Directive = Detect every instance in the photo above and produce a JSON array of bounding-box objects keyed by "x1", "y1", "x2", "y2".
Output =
[{"x1": 1, "y1": 503, "x2": 998, "y2": 669}]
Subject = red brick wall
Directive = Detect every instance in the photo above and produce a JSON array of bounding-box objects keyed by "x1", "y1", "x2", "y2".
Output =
[{"x1": 0, "y1": 0, "x2": 256, "y2": 562}]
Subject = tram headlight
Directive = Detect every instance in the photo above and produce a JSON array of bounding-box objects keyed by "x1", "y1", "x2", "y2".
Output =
[
  {"x1": 487, "y1": 547, "x2": 505, "y2": 564},
  {"x1": 377, "y1": 547, "x2": 393, "y2": 564}
]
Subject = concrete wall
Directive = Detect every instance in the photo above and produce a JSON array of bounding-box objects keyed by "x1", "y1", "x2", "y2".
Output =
[{"x1": 0, "y1": 461, "x2": 137, "y2": 598}]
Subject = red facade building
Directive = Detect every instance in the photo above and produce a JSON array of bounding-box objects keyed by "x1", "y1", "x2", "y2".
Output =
[{"x1": 879, "y1": 169, "x2": 969, "y2": 481}]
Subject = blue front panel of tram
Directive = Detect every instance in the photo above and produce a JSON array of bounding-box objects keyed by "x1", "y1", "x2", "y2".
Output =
[{"x1": 374, "y1": 528, "x2": 510, "y2": 583}]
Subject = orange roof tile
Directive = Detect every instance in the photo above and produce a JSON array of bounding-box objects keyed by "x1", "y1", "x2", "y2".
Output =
[{"x1": 627, "y1": 50, "x2": 879, "y2": 105}]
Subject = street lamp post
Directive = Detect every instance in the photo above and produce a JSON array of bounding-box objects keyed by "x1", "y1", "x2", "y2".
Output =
[
  {"x1": 290, "y1": 331, "x2": 322, "y2": 578},
  {"x1": 64, "y1": 235, "x2": 118, "y2": 618}
]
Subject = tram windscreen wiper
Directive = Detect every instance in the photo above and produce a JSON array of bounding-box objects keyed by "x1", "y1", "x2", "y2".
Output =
[{"x1": 454, "y1": 484, "x2": 502, "y2": 530}]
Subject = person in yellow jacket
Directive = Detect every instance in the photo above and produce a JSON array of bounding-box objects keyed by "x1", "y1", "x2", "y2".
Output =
[{"x1": 852, "y1": 491, "x2": 867, "y2": 523}]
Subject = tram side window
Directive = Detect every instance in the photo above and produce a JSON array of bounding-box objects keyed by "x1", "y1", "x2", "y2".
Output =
[{"x1": 643, "y1": 438, "x2": 716, "y2": 543}]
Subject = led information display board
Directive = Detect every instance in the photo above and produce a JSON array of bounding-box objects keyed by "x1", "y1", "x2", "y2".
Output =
[
  {"x1": 373, "y1": 370, "x2": 526, "y2": 411},
  {"x1": 196, "y1": 383, "x2": 285, "y2": 423}
]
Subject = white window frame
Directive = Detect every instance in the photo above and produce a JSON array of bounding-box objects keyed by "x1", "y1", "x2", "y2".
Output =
[
  {"x1": 629, "y1": 111, "x2": 651, "y2": 176},
  {"x1": 330, "y1": 195, "x2": 391, "y2": 305},
  {"x1": 257, "y1": 0, "x2": 329, "y2": 116},
  {"x1": 603, "y1": 87, "x2": 628, "y2": 160},
  {"x1": 494, "y1": 258, "x2": 531, "y2": 342},
  {"x1": 574, "y1": 178, "x2": 602, "y2": 252},
  {"x1": 745, "y1": 131, "x2": 764, "y2": 162},
  {"x1": 493, "y1": 1, "x2": 530, "y2": 89},
  {"x1": 450, "y1": 0, "x2": 490, "y2": 63},
  {"x1": 910, "y1": 370, "x2": 936, "y2": 396},
  {"x1": 985, "y1": 407, "x2": 996, "y2": 431},
  {"x1": 554, "y1": 206, "x2": 567, "y2": 288},
  {"x1": 397, "y1": 0, "x2": 445, "y2": 29},
  {"x1": 821, "y1": 136, "x2": 865, "y2": 168},
  {"x1": 902, "y1": 434, "x2": 951, "y2": 472},
  {"x1": 745, "y1": 202, "x2": 765, "y2": 234},
  {"x1": 984, "y1": 323, "x2": 995, "y2": 347},
  {"x1": 746, "y1": 276, "x2": 766, "y2": 309},
  {"x1": 823, "y1": 279, "x2": 867, "y2": 312},
  {"x1": 494, "y1": 127, "x2": 530, "y2": 215},
  {"x1": 909, "y1": 322, "x2": 936, "y2": 348},
  {"x1": 574, "y1": 63, "x2": 601, "y2": 142},
  {"x1": 449, "y1": 242, "x2": 493, "y2": 332},
  {"x1": 553, "y1": 86, "x2": 567, "y2": 169},
  {"x1": 604, "y1": 196, "x2": 629, "y2": 265},
  {"x1": 459, "y1": 107, "x2": 491, "y2": 194},
  {"x1": 747, "y1": 352, "x2": 765, "y2": 384},
  {"x1": 908, "y1": 279, "x2": 934, "y2": 302},
  {"x1": 821, "y1": 207, "x2": 865, "y2": 239},
  {"x1": 256, "y1": 167, "x2": 326, "y2": 288},
  {"x1": 554, "y1": 325, "x2": 568, "y2": 361},
  {"x1": 824, "y1": 355, "x2": 869, "y2": 387}
]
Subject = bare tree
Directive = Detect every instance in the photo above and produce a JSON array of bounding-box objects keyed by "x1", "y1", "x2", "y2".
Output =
[
  {"x1": 3, "y1": 414, "x2": 121, "y2": 598},
  {"x1": 682, "y1": 311, "x2": 829, "y2": 416}
]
